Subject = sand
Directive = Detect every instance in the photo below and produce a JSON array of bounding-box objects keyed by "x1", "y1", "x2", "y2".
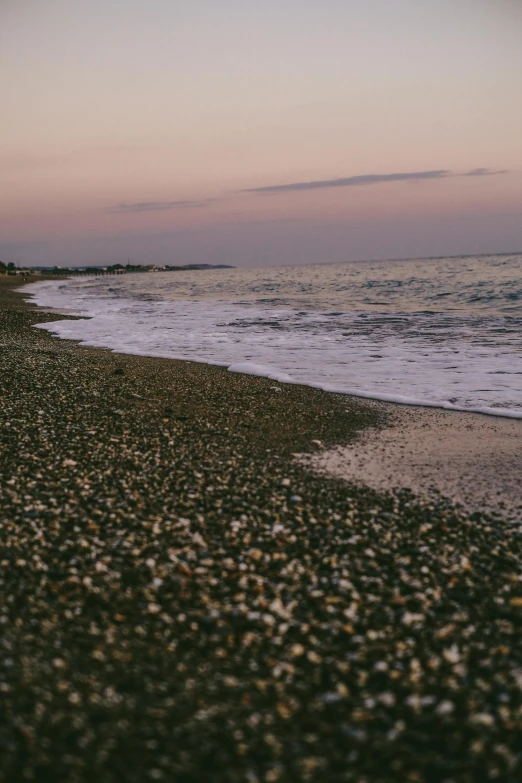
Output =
[{"x1": 300, "y1": 403, "x2": 522, "y2": 522}]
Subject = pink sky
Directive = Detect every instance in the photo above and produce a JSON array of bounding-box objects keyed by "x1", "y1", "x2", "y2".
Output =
[{"x1": 1, "y1": 0, "x2": 521, "y2": 266}]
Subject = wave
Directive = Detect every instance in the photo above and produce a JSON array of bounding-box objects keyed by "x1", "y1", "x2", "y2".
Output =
[{"x1": 22, "y1": 277, "x2": 522, "y2": 420}]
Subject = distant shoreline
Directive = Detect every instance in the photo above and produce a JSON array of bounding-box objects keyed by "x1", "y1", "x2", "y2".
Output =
[
  {"x1": 2, "y1": 249, "x2": 520, "y2": 276},
  {"x1": 1, "y1": 262, "x2": 235, "y2": 278}
]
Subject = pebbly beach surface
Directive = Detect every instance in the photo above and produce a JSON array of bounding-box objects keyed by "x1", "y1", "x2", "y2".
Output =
[{"x1": 2, "y1": 275, "x2": 522, "y2": 782}]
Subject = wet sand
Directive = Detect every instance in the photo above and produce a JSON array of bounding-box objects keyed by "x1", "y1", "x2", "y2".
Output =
[{"x1": 300, "y1": 403, "x2": 522, "y2": 523}]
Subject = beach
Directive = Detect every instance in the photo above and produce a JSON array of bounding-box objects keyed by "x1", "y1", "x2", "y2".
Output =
[
  {"x1": 2, "y1": 276, "x2": 522, "y2": 782},
  {"x1": 301, "y1": 403, "x2": 522, "y2": 523}
]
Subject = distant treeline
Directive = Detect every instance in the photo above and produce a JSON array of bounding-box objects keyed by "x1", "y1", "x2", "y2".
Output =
[
  {"x1": 0, "y1": 262, "x2": 20, "y2": 275},
  {"x1": 0, "y1": 262, "x2": 234, "y2": 277}
]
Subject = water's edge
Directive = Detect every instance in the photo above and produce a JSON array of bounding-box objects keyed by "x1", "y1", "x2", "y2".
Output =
[{"x1": 22, "y1": 278, "x2": 522, "y2": 420}]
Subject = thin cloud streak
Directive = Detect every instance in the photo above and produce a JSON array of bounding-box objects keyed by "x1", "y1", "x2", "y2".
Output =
[
  {"x1": 241, "y1": 168, "x2": 508, "y2": 194},
  {"x1": 111, "y1": 199, "x2": 215, "y2": 213},
  {"x1": 463, "y1": 167, "x2": 509, "y2": 177},
  {"x1": 110, "y1": 168, "x2": 509, "y2": 213}
]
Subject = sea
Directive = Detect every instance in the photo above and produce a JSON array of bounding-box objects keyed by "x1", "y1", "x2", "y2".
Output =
[{"x1": 24, "y1": 254, "x2": 522, "y2": 419}]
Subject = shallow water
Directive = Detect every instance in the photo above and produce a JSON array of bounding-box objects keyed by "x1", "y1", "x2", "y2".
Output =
[{"x1": 25, "y1": 254, "x2": 522, "y2": 417}]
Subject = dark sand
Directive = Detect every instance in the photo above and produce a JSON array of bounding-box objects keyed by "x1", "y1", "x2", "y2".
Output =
[{"x1": 2, "y1": 275, "x2": 522, "y2": 783}]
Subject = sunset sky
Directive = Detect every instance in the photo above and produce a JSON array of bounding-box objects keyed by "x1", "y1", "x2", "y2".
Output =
[{"x1": 1, "y1": 0, "x2": 521, "y2": 267}]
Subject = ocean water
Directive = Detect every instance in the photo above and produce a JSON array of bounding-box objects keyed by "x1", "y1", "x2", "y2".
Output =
[{"x1": 25, "y1": 254, "x2": 522, "y2": 418}]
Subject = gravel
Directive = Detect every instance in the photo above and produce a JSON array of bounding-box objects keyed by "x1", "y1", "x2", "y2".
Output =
[{"x1": 1, "y1": 278, "x2": 522, "y2": 782}]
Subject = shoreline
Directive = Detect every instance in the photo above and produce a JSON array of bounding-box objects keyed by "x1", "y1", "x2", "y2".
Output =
[
  {"x1": 22, "y1": 274, "x2": 522, "y2": 422},
  {"x1": 21, "y1": 275, "x2": 522, "y2": 523},
  {"x1": 3, "y1": 275, "x2": 522, "y2": 781},
  {"x1": 300, "y1": 402, "x2": 522, "y2": 523}
]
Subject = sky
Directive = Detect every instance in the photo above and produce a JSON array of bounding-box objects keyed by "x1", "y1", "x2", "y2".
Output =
[{"x1": 1, "y1": 0, "x2": 522, "y2": 267}]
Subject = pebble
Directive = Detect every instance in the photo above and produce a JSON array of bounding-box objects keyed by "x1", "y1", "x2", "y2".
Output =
[{"x1": 1, "y1": 284, "x2": 522, "y2": 782}]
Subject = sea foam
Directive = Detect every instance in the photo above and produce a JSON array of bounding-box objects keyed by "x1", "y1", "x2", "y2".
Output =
[{"x1": 22, "y1": 261, "x2": 522, "y2": 420}]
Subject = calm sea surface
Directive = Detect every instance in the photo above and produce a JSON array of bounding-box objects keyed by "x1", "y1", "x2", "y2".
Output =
[{"x1": 26, "y1": 254, "x2": 522, "y2": 417}]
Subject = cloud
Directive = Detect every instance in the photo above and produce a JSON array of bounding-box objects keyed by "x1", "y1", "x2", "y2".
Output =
[
  {"x1": 241, "y1": 168, "x2": 508, "y2": 194},
  {"x1": 108, "y1": 168, "x2": 510, "y2": 214},
  {"x1": 463, "y1": 167, "x2": 509, "y2": 177},
  {"x1": 111, "y1": 199, "x2": 214, "y2": 213},
  {"x1": 241, "y1": 170, "x2": 450, "y2": 194}
]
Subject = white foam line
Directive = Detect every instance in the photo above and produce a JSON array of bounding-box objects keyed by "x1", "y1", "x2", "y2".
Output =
[
  {"x1": 32, "y1": 318, "x2": 522, "y2": 420},
  {"x1": 226, "y1": 363, "x2": 522, "y2": 419},
  {"x1": 22, "y1": 278, "x2": 522, "y2": 422}
]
